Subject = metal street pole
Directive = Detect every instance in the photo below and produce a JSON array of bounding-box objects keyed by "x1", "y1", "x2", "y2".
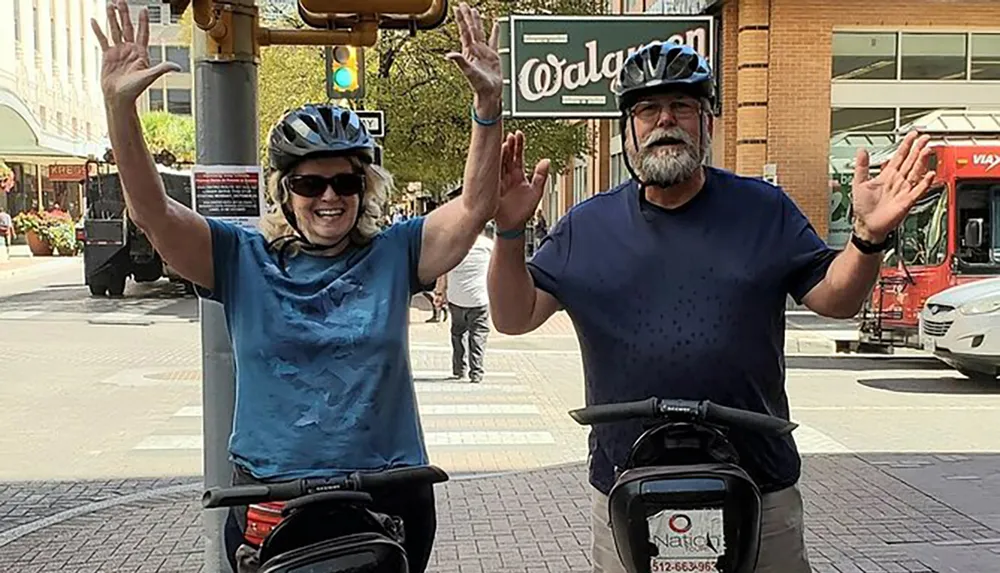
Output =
[{"x1": 192, "y1": 1, "x2": 259, "y2": 571}]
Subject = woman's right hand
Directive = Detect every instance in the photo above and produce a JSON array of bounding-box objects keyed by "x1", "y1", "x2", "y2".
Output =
[
  {"x1": 496, "y1": 131, "x2": 550, "y2": 232},
  {"x1": 91, "y1": 0, "x2": 180, "y2": 109}
]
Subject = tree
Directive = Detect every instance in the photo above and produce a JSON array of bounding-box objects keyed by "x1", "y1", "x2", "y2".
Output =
[
  {"x1": 140, "y1": 111, "x2": 196, "y2": 164},
  {"x1": 252, "y1": 0, "x2": 606, "y2": 197}
]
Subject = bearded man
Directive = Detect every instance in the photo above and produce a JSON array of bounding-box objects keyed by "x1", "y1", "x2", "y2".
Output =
[{"x1": 486, "y1": 41, "x2": 935, "y2": 573}]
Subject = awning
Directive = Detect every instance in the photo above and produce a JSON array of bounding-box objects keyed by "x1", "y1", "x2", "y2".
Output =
[{"x1": 0, "y1": 89, "x2": 107, "y2": 165}]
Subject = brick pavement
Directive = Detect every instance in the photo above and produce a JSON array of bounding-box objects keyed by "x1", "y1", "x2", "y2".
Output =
[{"x1": 2, "y1": 454, "x2": 998, "y2": 573}]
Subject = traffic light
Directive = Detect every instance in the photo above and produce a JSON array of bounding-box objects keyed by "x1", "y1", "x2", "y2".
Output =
[{"x1": 326, "y1": 45, "x2": 364, "y2": 99}]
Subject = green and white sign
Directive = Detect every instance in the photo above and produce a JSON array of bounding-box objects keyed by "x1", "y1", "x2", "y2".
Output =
[{"x1": 499, "y1": 15, "x2": 717, "y2": 119}]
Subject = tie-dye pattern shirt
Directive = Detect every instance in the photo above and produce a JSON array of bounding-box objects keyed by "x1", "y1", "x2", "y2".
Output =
[{"x1": 198, "y1": 216, "x2": 432, "y2": 481}]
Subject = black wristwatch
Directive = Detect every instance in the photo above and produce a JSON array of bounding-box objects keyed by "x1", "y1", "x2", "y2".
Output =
[{"x1": 850, "y1": 231, "x2": 895, "y2": 254}]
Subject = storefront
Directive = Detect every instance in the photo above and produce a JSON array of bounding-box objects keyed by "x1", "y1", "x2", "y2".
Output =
[
  {"x1": 0, "y1": 162, "x2": 85, "y2": 219},
  {"x1": 521, "y1": 0, "x2": 1000, "y2": 249}
]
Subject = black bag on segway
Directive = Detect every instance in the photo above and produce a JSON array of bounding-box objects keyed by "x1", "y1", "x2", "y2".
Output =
[
  {"x1": 607, "y1": 422, "x2": 763, "y2": 573},
  {"x1": 256, "y1": 493, "x2": 408, "y2": 573}
]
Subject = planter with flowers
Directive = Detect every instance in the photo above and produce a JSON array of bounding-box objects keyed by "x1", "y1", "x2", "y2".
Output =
[{"x1": 13, "y1": 210, "x2": 78, "y2": 256}]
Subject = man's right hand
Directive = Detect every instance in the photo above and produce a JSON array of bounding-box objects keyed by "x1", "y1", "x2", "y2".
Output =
[
  {"x1": 91, "y1": 0, "x2": 181, "y2": 109},
  {"x1": 496, "y1": 131, "x2": 551, "y2": 232}
]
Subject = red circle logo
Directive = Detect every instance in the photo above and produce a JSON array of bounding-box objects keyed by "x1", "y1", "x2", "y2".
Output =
[{"x1": 668, "y1": 514, "x2": 692, "y2": 533}]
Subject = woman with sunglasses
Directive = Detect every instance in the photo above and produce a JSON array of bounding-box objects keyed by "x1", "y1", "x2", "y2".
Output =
[{"x1": 91, "y1": 0, "x2": 503, "y2": 569}]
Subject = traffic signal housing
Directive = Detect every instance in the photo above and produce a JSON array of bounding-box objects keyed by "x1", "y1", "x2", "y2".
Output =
[{"x1": 326, "y1": 45, "x2": 364, "y2": 100}]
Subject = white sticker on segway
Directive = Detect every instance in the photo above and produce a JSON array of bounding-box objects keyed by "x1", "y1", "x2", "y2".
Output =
[{"x1": 647, "y1": 508, "x2": 725, "y2": 561}]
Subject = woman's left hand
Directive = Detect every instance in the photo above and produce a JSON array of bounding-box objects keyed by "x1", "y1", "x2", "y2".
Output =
[{"x1": 447, "y1": 2, "x2": 502, "y2": 105}]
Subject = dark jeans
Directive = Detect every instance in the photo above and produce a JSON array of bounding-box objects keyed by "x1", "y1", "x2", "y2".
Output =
[
  {"x1": 448, "y1": 303, "x2": 489, "y2": 380},
  {"x1": 224, "y1": 465, "x2": 437, "y2": 573}
]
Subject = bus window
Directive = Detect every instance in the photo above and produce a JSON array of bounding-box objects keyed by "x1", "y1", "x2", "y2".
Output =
[
  {"x1": 886, "y1": 186, "x2": 948, "y2": 267},
  {"x1": 956, "y1": 181, "x2": 1000, "y2": 266}
]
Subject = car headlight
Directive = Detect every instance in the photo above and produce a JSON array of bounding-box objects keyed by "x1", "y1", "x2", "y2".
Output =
[{"x1": 959, "y1": 296, "x2": 1000, "y2": 315}]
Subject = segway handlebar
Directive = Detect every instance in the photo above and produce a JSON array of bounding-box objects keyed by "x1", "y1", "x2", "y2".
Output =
[
  {"x1": 202, "y1": 465, "x2": 449, "y2": 509},
  {"x1": 568, "y1": 398, "x2": 797, "y2": 436}
]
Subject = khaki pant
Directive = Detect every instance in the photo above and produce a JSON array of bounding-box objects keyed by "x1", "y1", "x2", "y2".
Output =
[{"x1": 591, "y1": 484, "x2": 811, "y2": 573}]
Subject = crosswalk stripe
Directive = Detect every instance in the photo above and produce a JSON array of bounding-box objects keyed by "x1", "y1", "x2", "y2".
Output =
[
  {"x1": 134, "y1": 435, "x2": 202, "y2": 450},
  {"x1": 0, "y1": 310, "x2": 45, "y2": 320},
  {"x1": 424, "y1": 431, "x2": 555, "y2": 445},
  {"x1": 133, "y1": 430, "x2": 557, "y2": 451},
  {"x1": 412, "y1": 370, "x2": 516, "y2": 379},
  {"x1": 414, "y1": 383, "x2": 529, "y2": 393},
  {"x1": 174, "y1": 402, "x2": 542, "y2": 418},
  {"x1": 420, "y1": 404, "x2": 539, "y2": 415}
]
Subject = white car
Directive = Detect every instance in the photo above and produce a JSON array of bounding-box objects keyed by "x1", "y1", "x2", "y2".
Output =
[{"x1": 919, "y1": 277, "x2": 1000, "y2": 381}]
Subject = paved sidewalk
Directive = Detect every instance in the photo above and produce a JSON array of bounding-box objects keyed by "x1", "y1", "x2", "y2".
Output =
[
  {"x1": 2, "y1": 453, "x2": 998, "y2": 573},
  {"x1": 0, "y1": 254, "x2": 79, "y2": 280}
]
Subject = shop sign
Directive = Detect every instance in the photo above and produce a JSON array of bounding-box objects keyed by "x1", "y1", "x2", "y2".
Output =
[
  {"x1": 48, "y1": 164, "x2": 87, "y2": 182},
  {"x1": 500, "y1": 14, "x2": 717, "y2": 118}
]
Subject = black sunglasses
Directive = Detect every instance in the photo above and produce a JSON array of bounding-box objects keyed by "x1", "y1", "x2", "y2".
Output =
[{"x1": 283, "y1": 173, "x2": 366, "y2": 198}]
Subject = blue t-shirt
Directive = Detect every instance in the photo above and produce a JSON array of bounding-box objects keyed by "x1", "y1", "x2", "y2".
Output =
[
  {"x1": 528, "y1": 168, "x2": 836, "y2": 495},
  {"x1": 198, "y1": 217, "x2": 432, "y2": 481}
]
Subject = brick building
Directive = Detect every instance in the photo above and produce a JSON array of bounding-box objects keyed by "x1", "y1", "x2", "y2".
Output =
[{"x1": 541, "y1": 0, "x2": 1000, "y2": 249}]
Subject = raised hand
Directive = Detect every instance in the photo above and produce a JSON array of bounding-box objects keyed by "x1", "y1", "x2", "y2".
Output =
[
  {"x1": 851, "y1": 131, "x2": 936, "y2": 243},
  {"x1": 496, "y1": 131, "x2": 550, "y2": 231},
  {"x1": 446, "y1": 2, "x2": 502, "y2": 104},
  {"x1": 91, "y1": 0, "x2": 181, "y2": 108}
]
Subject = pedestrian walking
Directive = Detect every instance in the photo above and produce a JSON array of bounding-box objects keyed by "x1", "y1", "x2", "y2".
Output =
[{"x1": 437, "y1": 187, "x2": 493, "y2": 382}]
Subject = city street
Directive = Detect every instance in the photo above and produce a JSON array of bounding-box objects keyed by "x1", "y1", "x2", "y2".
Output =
[{"x1": 1, "y1": 259, "x2": 1000, "y2": 572}]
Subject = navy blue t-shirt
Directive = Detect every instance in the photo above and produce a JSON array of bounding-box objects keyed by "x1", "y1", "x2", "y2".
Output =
[{"x1": 527, "y1": 168, "x2": 836, "y2": 495}]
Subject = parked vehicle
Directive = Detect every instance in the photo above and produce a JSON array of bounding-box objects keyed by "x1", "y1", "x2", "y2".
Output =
[
  {"x1": 838, "y1": 111, "x2": 1000, "y2": 353},
  {"x1": 569, "y1": 398, "x2": 795, "y2": 573},
  {"x1": 81, "y1": 159, "x2": 195, "y2": 297},
  {"x1": 919, "y1": 276, "x2": 1000, "y2": 380}
]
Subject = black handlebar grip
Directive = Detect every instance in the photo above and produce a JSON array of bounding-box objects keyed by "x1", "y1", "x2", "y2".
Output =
[
  {"x1": 202, "y1": 485, "x2": 275, "y2": 509},
  {"x1": 354, "y1": 465, "x2": 450, "y2": 491},
  {"x1": 568, "y1": 398, "x2": 659, "y2": 425},
  {"x1": 703, "y1": 402, "x2": 798, "y2": 436}
]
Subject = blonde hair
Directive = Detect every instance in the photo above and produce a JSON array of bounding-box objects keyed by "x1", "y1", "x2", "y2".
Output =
[{"x1": 259, "y1": 154, "x2": 393, "y2": 254}]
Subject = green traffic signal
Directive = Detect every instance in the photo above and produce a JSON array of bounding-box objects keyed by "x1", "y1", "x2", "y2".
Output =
[{"x1": 333, "y1": 67, "x2": 354, "y2": 89}]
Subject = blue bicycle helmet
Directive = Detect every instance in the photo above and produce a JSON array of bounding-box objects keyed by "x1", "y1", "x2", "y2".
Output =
[
  {"x1": 268, "y1": 104, "x2": 375, "y2": 172},
  {"x1": 612, "y1": 41, "x2": 715, "y2": 112}
]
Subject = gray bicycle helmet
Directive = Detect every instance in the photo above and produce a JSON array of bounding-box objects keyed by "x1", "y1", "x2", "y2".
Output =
[
  {"x1": 612, "y1": 41, "x2": 715, "y2": 111},
  {"x1": 268, "y1": 104, "x2": 375, "y2": 172}
]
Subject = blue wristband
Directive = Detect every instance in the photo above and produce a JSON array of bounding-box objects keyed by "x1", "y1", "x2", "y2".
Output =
[
  {"x1": 496, "y1": 227, "x2": 525, "y2": 240},
  {"x1": 471, "y1": 104, "x2": 501, "y2": 126}
]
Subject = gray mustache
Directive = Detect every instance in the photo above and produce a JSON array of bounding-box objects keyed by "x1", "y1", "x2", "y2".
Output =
[{"x1": 643, "y1": 128, "x2": 695, "y2": 149}]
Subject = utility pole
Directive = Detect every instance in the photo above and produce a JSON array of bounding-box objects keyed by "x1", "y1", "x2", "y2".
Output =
[{"x1": 191, "y1": 1, "x2": 259, "y2": 571}]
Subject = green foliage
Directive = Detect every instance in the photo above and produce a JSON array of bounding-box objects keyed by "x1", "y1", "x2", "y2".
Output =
[
  {"x1": 13, "y1": 210, "x2": 78, "y2": 255},
  {"x1": 252, "y1": 0, "x2": 605, "y2": 196},
  {"x1": 257, "y1": 44, "x2": 328, "y2": 166},
  {"x1": 139, "y1": 111, "x2": 196, "y2": 164}
]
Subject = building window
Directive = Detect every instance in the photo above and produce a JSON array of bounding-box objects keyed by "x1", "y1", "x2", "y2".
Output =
[
  {"x1": 830, "y1": 108, "x2": 895, "y2": 136},
  {"x1": 572, "y1": 159, "x2": 589, "y2": 205},
  {"x1": 170, "y1": 10, "x2": 181, "y2": 24},
  {"x1": 149, "y1": 45, "x2": 163, "y2": 66},
  {"x1": 149, "y1": 89, "x2": 165, "y2": 112},
  {"x1": 167, "y1": 89, "x2": 191, "y2": 114},
  {"x1": 165, "y1": 46, "x2": 191, "y2": 72},
  {"x1": 832, "y1": 32, "x2": 897, "y2": 81},
  {"x1": 900, "y1": 33, "x2": 967, "y2": 81},
  {"x1": 971, "y1": 34, "x2": 1000, "y2": 81},
  {"x1": 50, "y1": 7, "x2": 57, "y2": 65},
  {"x1": 32, "y1": 1, "x2": 39, "y2": 53},
  {"x1": 148, "y1": 4, "x2": 162, "y2": 23},
  {"x1": 14, "y1": 0, "x2": 21, "y2": 43}
]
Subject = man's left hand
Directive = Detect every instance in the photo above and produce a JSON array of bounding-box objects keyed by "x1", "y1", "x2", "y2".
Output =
[{"x1": 851, "y1": 131, "x2": 936, "y2": 243}]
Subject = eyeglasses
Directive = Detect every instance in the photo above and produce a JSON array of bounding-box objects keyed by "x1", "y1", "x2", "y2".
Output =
[
  {"x1": 631, "y1": 100, "x2": 701, "y2": 123},
  {"x1": 283, "y1": 173, "x2": 366, "y2": 198}
]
